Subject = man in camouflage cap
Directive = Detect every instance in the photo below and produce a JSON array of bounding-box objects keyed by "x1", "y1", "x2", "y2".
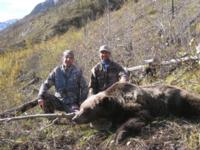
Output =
[
  {"x1": 38, "y1": 50, "x2": 88, "y2": 113},
  {"x1": 88, "y1": 45, "x2": 128, "y2": 96}
]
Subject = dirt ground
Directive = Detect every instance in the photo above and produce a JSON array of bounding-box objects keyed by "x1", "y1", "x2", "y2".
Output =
[{"x1": 1, "y1": 117, "x2": 200, "y2": 150}]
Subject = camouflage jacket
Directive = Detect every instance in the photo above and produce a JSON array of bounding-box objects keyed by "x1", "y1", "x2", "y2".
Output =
[
  {"x1": 38, "y1": 64, "x2": 88, "y2": 105},
  {"x1": 89, "y1": 61, "x2": 128, "y2": 95}
]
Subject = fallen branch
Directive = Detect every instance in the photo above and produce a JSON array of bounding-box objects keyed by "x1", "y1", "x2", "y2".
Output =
[
  {"x1": 0, "y1": 99, "x2": 38, "y2": 117},
  {"x1": 127, "y1": 55, "x2": 199, "y2": 72},
  {"x1": 0, "y1": 113, "x2": 75, "y2": 123}
]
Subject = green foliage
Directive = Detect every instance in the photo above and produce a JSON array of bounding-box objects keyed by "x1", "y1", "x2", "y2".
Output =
[
  {"x1": 165, "y1": 64, "x2": 200, "y2": 94},
  {"x1": 0, "y1": 49, "x2": 34, "y2": 108},
  {"x1": 0, "y1": 50, "x2": 32, "y2": 87}
]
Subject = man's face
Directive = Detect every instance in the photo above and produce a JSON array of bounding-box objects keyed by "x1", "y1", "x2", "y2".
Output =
[
  {"x1": 63, "y1": 56, "x2": 74, "y2": 67},
  {"x1": 100, "y1": 51, "x2": 110, "y2": 61}
]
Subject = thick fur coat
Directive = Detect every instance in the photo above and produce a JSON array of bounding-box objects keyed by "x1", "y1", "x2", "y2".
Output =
[{"x1": 73, "y1": 82, "x2": 200, "y2": 143}]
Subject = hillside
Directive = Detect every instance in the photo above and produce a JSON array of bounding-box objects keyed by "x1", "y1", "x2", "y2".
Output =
[
  {"x1": 0, "y1": 0, "x2": 125, "y2": 50},
  {"x1": 1, "y1": 0, "x2": 200, "y2": 149},
  {"x1": 0, "y1": 19, "x2": 18, "y2": 31}
]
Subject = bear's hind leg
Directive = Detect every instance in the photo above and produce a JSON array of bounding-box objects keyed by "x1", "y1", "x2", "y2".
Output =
[{"x1": 115, "y1": 117, "x2": 146, "y2": 144}]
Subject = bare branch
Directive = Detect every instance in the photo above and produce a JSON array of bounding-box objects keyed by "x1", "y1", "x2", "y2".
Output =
[
  {"x1": 0, "y1": 113, "x2": 75, "y2": 123},
  {"x1": 127, "y1": 55, "x2": 199, "y2": 72},
  {"x1": 0, "y1": 99, "x2": 38, "y2": 117}
]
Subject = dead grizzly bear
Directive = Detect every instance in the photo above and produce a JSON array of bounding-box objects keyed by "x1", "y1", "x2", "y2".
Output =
[{"x1": 72, "y1": 82, "x2": 200, "y2": 144}]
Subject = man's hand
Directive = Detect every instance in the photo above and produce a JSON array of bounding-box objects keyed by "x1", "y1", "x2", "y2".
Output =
[{"x1": 38, "y1": 99, "x2": 44, "y2": 109}]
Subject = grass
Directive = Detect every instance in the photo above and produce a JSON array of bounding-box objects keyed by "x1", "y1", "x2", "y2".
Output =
[{"x1": 165, "y1": 64, "x2": 200, "y2": 93}]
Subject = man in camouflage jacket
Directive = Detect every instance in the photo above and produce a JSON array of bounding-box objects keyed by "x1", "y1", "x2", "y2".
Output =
[
  {"x1": 38, "y1": 50, "x2": 88, "y2": 113},
  {"x1": 89, "y1": 45, "x2": 128, "y2": 96}
]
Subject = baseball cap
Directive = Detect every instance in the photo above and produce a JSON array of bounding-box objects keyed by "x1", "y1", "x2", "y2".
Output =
[{"x1": 99, "y1": 45, "x2": 111, "y2": 53}]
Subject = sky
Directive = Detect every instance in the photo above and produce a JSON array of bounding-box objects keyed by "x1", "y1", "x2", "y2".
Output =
[{"x1": 0, "y1": 0, "x2": 45, "y2": 22}]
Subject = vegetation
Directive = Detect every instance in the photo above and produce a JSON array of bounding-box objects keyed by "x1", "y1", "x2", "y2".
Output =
[{"x1": 1, "y1": 0, "x2": 200, "y2": 149}]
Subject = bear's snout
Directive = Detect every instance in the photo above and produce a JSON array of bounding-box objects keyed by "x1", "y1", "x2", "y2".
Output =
[
  {"x1": 72, "y1": 112, "x2": 81, "y2": 123},
  {"x1": 72, "y1": 110, "x2": 88, "y2": 124}
]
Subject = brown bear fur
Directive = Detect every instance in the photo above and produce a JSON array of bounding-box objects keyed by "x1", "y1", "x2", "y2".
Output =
[{"x1": 73, "y1": 82, "x2": 200, "y2": 144}]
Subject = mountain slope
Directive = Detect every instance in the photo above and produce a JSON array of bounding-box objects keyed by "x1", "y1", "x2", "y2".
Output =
[
  {"x1": 0, "y1": 19, "x2": 18, "y2": 31},
  {"x1": 29, "y1": 0, "x2": 58, "y2": 15},
  {"x1": 0, "y1": 0, "x2": 125, "y2": 50}
]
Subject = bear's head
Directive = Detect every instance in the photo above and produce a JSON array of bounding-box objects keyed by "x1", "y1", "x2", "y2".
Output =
[{"x1": 72, "y1": 91, "x2": 123, "y2": 124}]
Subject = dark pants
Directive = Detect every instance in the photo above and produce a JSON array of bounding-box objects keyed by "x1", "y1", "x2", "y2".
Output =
[{"x1": 41, "y1": 93, "x2": 79, "y2": 113}]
